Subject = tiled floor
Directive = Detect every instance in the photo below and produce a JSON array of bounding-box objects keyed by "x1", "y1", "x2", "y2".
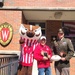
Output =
[{"x1": 51, "y1": 57, "x2": 75, "y2": 75}]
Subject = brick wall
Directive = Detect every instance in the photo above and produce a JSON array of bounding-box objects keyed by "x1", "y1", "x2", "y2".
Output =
[
  {"x1": 0, "y1": 10, "x2": 23, "y2": 51},
  {"x1": 4, "y1": 0, "x2": 75, "y2": 7},
  {"x1": 1, "y1": 0, "x2": 74, "y2": 53},
  {"x1": 0, "y1": 11, "x2": 62, "y2": 52}
]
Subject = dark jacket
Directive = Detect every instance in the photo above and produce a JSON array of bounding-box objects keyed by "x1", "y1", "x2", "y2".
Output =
[{"x1": 53, "y1": 37, "x2": 74, "y2": 68}]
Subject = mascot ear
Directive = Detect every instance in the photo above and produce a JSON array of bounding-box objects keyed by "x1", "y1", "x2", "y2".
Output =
[{"x1": 19, "y1": 24, "x2": 25, "y2": 34}]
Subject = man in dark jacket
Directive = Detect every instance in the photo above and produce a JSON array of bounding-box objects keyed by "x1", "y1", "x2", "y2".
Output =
[{"x1": 53, "y1": 28, "x2": 74, "y2": 75}]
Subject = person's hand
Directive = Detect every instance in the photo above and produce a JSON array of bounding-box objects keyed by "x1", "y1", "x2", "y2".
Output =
[
  {"x1": 43, "y1": 56, "x2": 48, "y2": 60},
  {"x1": 60, "y1": 52, "x2": 64, "y2": 57},
  {"x1": 19, "y1": 39, "x2": 25, "y2": 44},
  {"x1": 61, "y1": 57, "x2": 66, "y2": 61},
  {"x1": 47, "y1": 55, "x2": 51, "y2": 59},
  {"x1": 41, "y1": 50, "x2": 44, "y2": 56}
]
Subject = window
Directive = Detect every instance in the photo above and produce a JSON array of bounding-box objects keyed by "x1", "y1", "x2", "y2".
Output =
[
  {"x1": 28, "y1": 22, "x2": 45, "y2": 35},
  {"x1": 62, "y1": 22, "x2": 75, "y2": 51},
  {"x1": 0, "y1": 0, "x2": 4, "y2": 7}
]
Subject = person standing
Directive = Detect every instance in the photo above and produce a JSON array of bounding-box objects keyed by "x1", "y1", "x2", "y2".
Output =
[
  {"x1": 34, "y1": 36, "x2": 52, "y2": 75},
  {"x1": 53, "y1": 28, "x2": 74, "y2": 75}
]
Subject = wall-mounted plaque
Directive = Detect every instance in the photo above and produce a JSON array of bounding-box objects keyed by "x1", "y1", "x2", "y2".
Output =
[{"x1": 0, "y1": 22, "x2": 13, "y2": 46}]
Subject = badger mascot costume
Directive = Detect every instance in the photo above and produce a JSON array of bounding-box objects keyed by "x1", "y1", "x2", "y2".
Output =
[{"x1": 17, "y1": 24, "x2": 42, "y2": 75}]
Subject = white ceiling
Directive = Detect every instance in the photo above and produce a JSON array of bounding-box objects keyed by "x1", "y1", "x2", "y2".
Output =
[{"x1": 23, "y1": 11, "x2": 75, "y2": 21}]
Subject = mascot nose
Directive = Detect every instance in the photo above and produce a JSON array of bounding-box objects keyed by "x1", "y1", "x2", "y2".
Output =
[{"x1": 26, "y1": 31, "x2": 35, "y2": 38}]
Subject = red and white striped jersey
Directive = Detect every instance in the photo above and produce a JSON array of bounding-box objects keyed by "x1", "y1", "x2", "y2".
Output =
[{"x1": 19, "y1": 38, "x2": 38, "y2": 66}]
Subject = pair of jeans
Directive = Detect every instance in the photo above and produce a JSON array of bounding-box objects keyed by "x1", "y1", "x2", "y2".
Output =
[{"x1": 38, "y1": 67, "x2": 52, "y2": 75}]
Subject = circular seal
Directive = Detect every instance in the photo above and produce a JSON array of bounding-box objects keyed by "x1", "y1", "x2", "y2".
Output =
[{"x1": 0, "y1": 22, "x2": 13, "y2": 46}]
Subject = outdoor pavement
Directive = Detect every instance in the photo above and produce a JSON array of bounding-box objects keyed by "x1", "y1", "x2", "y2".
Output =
[{"x1": 51, "y1": 57, "x2": 75, "y2": 75}]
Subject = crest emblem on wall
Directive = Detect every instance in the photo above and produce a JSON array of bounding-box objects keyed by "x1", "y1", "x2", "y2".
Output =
[{"x1": 0, "y1": 22, "x2": 13, "y2": 46}]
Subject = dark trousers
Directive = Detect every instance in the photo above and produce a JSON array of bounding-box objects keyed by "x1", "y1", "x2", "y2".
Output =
[
  {"x1": 55, "y1": 67, "x2": 70, "y2": 75},
  {"x1": 17, "y1": 64, "x2": 32, "y2": 75}
]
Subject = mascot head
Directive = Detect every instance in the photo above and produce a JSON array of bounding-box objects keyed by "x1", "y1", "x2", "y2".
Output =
[{"x1": 19, "y1": 24, "x2": 42, "y2": 41}]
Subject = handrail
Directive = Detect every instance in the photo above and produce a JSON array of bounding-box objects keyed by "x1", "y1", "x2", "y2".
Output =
[
  {"x1": 0, "y1": 54, "x2": 19, "y2": 75},
  {"x1": 0, "y1": 60, "x2": 19, "y2": 68},
  {"x1": 0, "y1": 54, "x2": 18, "y2": 58}
]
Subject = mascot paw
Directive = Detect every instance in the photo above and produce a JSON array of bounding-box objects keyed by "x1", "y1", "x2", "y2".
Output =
[{"x1": 19, "y1": 39, "x2": 25, "y2": 44}]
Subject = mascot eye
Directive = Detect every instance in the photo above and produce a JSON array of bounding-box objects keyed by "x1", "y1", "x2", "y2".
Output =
[
  {"x1": 25, "y1": 28, "x2": 28, "y2": 31},
  {"x1": 34, "y1": 30, "x2": 37, "y2": 32}
]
